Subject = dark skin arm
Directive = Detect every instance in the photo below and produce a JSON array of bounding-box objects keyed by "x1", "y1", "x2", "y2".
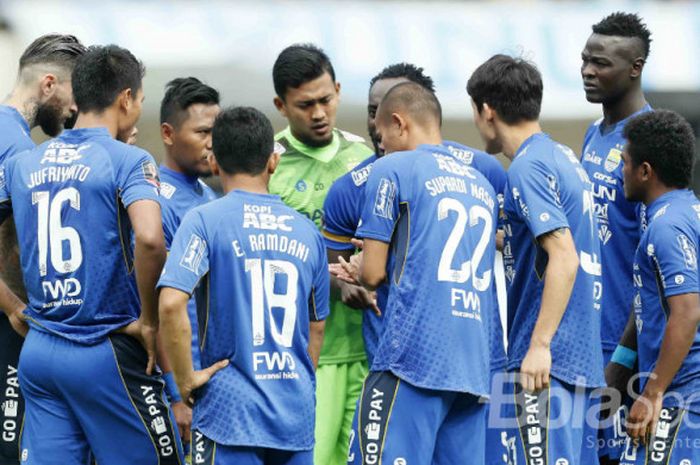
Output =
[
  {"x1": 627, "y1": 293, "x2": 700, "y2": 443},
  {"x1": 605, "y1": 308, "x2": 638, "y2": 393}
]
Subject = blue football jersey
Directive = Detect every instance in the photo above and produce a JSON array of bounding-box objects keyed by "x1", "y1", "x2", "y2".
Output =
[
  {"x1": 159, "y1": 165, "x2": 217, "y2": 370},
  {"x1": 323, "y1": 141, "x2": 508, "y2": 372},
  {"x1": 157, "y1": 190, "x2": 330, "y2": 449},
  {"x1": 634, "y1": 189, "x2": 700, "y2": 413},
  {"x1": 502, "y1": 133, "x2": 604, "y2": 388},
  {"x1": 581, "y1": 105, "x2": 652, "y2": 351},
  {"x1": 0, "y1": 127, "x2": 160, "y2": 344},
  {"x1": 0, "y1": 105, "x2": 34, "y2": 164},
  {"x1": 356, "y1": 143, "x2": 497, "y2": 395}
]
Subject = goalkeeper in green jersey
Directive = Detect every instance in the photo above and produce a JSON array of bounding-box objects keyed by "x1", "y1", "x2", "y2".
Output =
[{"x1": 270, "y1": 43, "x2": 372, "y2": 465}]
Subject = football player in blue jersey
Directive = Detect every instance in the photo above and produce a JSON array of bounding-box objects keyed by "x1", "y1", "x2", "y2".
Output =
[
  {"x1": 158, "y1": 106, "x2": 329, "y2": 465},
  {"x1": 614, "y1": 110, "x2": 700, "y2": 464},
  {"x1": 325, "y1": 63, "x2": 509, "y2": 465},
  {"x1": 0, "y1": 33, "x2": 85, "y2": 465},
  {"x1": 339, "y1": 82, "x2": 497, "y2": 465},
  {"x1": 580, "y1": 12, "x2": 653, "y2": 464},
  {"x1": 0, "y1": 45, "x2": 184, "y2": 465},
  {"x1": 157, "y1": 76, "x2": 220, "y2": 446},
  {"x1": 468, "y1": 55, "x2": 605, "y2": 465}
]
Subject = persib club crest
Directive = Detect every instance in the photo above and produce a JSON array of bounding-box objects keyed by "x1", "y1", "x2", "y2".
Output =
[{"x1": 604, "y1": 148, "x2": 622, "y2": 173}]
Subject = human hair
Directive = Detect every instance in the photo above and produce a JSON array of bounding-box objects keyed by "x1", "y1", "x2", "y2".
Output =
[
  {"x1": 212, "y1": 106, "x2": 274, "y2": 175},
  {"x1": 466, "y1": 54, "x2": 542, "y2": 124},
  {"x1": 624, "y1": 110, "x2": 696, "y2": 189},
  {"x1": 18, "y1": 33, "x2": 86, "y2": 76},
  {"x1": 592, "y1": 12, "x2": 652, "y2": 59},
  {"x1": 378, "y1": 81, "x2": 442, "y2": 127},
  {"x1": 72, "y1": 45, "x2": 145, "y2": 113},
  {"x1": 160, "y1": 77, "x2": 220, "y2": 126},
  {"x1": 272, "y1": 43, "x2": 335, "y2": 99},
  {"x1": 369, "y1": 63, "x2": 435, "y2": 93}
]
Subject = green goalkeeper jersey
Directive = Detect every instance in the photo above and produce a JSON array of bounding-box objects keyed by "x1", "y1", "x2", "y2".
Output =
[{"x1": 270, "y1": 127, "x2": 372, "y2": 365}]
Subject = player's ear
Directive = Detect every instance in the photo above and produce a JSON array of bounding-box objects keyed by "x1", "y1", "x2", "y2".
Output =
[
  {"x1": 273, "y1": 96, "x2": 287, "y2": 118},
  {"x1": 39, "y1": 73, "x2": 57, "y2": 100},
  {"x1": 334, "y1": 81, "x2": 341, "y2": 96},
  {"x1": 630, "y1": 57, "x2": 645, "y2": 79},
  {"x1": 481, "y1": 103, "x2": 495, "y2": 123},
  {"x1": 640, "y1": 161, "x2": 652, "y2": 181},
  {"x1": 161, "y1": 122, "x2": 175, "y2": 146},
  {"x1": 268, "y1": 151, "x2": 281, "y2": 175},
  {"x1": 392, "y1": 113, "x2": 406, "y2": 134},
  {"x1": 119, "y1": 88, "x2": 133, "y2": 114},
  {"x1": 208, "y1": 153, "x2": 220, "y2": 176}
]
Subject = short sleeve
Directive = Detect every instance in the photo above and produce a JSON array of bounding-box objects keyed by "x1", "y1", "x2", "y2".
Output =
[
  {"x1": 119, "y1": 149, "x2": 160, "y2": 208},
  {"x1": 649, "y1": 223, "x2": 698, "y2": 298},
  {"x1": 322, "y1": 178, "x2": 359, "y2": 251},
  {"x1": 157, "y1": 210, "x2": 210, "y2": 295},
  {"x1": 507, "y1": 158, "x2": 569, "y2": 238},
  {"x1": 309, "y1": 233, "x2": 331, "y2": 321},
  {"x1": 356, "y1": 160, "x2": 401, "y2": 243}
]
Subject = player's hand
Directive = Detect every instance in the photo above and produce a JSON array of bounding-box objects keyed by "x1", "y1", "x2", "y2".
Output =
[
  {"x1": 171, "y1": 401, "x2": 192, "y2": 444},
  {"x1": 181, "y1": 359, "x2": 229, "y2": 408},
  {"x1": 626, "y1": 390, "x2": 663, "y2": 444},
  {"x1": 519, "y1": 343, "x2": 552, "y2": 392},
  {"x1": 330, "y1": 253, "x2": 363, "y2": 285},
  {"x1": 8, "y1": 307, "x2": 28, "y2": 337},
  {"x1": 340, "y1": 282, "x2": 381, "y2": 316},
  {"x1": 118, "y1": 317, "x2": 158, "y2": 375}
]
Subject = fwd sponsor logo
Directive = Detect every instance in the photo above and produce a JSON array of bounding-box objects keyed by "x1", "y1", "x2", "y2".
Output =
[
  {"x1": 42, "y1": 278, "x2": 81, "y2": 299},
  {"x1": 253, "y1": 351, "x2": 296, "y2": 371}
]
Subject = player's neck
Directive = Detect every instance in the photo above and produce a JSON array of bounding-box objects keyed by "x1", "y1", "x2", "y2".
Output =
[
  {"x1": 602, "y1": 90, "x2": 647, "y2": 126},
  {"x1": 220, "y1": 174, "x2": 269, "y2": 196},
  {"x1": 643, "y1": 184, "x2": 678, "y2": 207},
  {"x1": 3, "y1": 88, "x2": 38, "y2": 128},
  {"x1": 73, "y1": 112, "x2": 119, "y2": 139},
  {"x1": 499, "y1": 120, "x2": 542, "y2": 160}
]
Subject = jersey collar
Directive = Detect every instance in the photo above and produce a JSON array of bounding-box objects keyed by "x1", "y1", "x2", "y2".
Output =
[
  {"x1": 159, "y1": 164, "x2": 200, "y2": 187},
  {"x1": 598, "y1": 104, "x2": 653, "y2": 136},
  {"x1": 514, "y1": 132, "x2": 548, "y2": 159},
  {"x1": 0, "y1": 105, "x2": 30, "y2": 135},
  {"x1": 279, "y1": 126, "x2": 340, "y2": 163},
  {"x1": 646, "y1": 189, "x2": 691, "y2": 222}
]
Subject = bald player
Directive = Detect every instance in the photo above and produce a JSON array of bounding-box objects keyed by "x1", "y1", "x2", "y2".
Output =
[{"x1": 345, "y1": 82, "x2": 497, "y2": 464}]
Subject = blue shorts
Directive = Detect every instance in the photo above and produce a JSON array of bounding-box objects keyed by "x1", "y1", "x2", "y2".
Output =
[
  {"x1": 347, "y1": 371, "x2": 486, "y2": 465},
  {"x1": 18, "y1": 329, "x2": 184, "y2": 465},
  {"x1": 191, "y1": 430, "x2": 312, "y2": 465},
  {"x1": 620, "y1": 407, "x2": 700, "y2": 465},
  {"x1": 493, "y1": 374, "x2": 598, "y2": 465}
]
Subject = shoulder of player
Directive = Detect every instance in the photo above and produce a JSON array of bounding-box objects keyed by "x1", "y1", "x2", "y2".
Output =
[{"x1": 335, "y1": 129, "x2": 372, "y2": 155}]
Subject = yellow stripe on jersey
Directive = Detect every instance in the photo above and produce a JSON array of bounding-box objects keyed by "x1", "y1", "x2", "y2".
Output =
[{"x1": 321, "y1": 229, "x2": 354, "y2": 244}]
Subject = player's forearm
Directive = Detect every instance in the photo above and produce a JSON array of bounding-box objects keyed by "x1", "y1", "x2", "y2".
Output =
[
  {"x1": 134, "y1": 234, "x2": 167, "y2": 327},
  {"x1": 644, "y1": 295, "x2": 700, "y2": 397},
  {"x1": 0, "y1": 278, "x2": 25, "y2": 318},
  {"x1": 159, "y1": 294, "x2": 195, "y2": 392},
  {"x1": 308, "y1": 321, "x2": 325, "y2": 369},
  {"x1": 617, "y1": 306, "x2": 638, "y2": 351},
  {"x1": 531, "y1": 248, "x2": 578, "y2": 348}
]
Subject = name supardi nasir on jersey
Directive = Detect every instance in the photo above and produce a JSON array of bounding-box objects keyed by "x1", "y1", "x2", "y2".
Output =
[{"x1": 269, "y1": 127, "x2": 372, "y2": 364}]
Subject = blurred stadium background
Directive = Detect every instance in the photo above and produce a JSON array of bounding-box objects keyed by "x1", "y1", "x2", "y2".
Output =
[{"x1": 1, "y1": 0, "x2": 698, "y2": 191}]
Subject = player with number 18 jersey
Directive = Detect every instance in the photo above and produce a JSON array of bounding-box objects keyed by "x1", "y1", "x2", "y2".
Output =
[{"x1": 157, "y1": 189, "x2": 330, "y2": 455}]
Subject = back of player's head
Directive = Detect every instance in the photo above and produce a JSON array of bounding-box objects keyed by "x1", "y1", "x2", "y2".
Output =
[
  {"x1": 272, "y1": 43, "x2": 335, "y2": 100},
  {"x1": 160, "y1": 77, "x2": 220, "y2": 126},
  {"x1": 378, "y1": 81, "x2": 442, "y2": 128},
  {"x1": 467, "y1": 54, "x2": 542, "y2": 124},
  {"x1": 72, "y1": 45, "x2": 145, "y2": 113},
  {"x1": 212, "y1": 107, "x2": 274, "y2": 175},
  {"x1": 623, "y1": 110, "x2": 695, "y2": 189},
  {"x1": 592, "y1": 12, "x2": 652, "y2": 59},
  {"x1": 369, "y1": 63, "x2": 435, "y2": 93},
  {"x1": 18, "y1": 34, "x2": 86, "y2": 79}
]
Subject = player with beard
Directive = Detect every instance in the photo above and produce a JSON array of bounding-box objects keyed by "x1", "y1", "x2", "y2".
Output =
[
  {"x1": 157, "y1": 77, "x2": 220, "y2": 448},
  {"x1": 580, "y1": 13, "x2": 653, "y2": 464},
  {"x1": 0, "y1": 33, "x2": 85, "y2": 465},
  {"x1": 269, "y1": 43, "x2": 372, "y2": 465}
]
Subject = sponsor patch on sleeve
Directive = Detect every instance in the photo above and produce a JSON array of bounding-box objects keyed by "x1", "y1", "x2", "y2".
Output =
[
  {"x1": 180, "y1": 234, "x2": 206, "y2": 273},
  {"x1": 373, "y1": 178, "x2": 396, "y2": 219},
  {"x1": 142, "y1": 160, "x2": 160, "y2": 190}
]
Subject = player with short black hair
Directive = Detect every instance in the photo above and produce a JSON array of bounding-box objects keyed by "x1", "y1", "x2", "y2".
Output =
[
  {"x1": 580, "y1": 13, "x2": 654, "y2": 463},
  {"x1": 338, "y1": 80, "x2": 497, "y2": 464},
  {"x1": 269, "y1": 43, "x2": 372, "y2": 465},
  {"x1": 468, "y1": 55, "x2": 605, "y2": 465},
  {"x1": 0, "y1": 33, "x2": 85, "y2": 465},
  {"x1": 616, "y1": 109, "x2": 700, "y2": 464},
  {"x1": 159, "y1": 106, "x2": 328, "y2": 465},
  {"x1": 0, "y1": 44, "x2": 183, "y2": 465},
  {"x1": 157, "y1": 76, "x2": 220, "y2": 449}
]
